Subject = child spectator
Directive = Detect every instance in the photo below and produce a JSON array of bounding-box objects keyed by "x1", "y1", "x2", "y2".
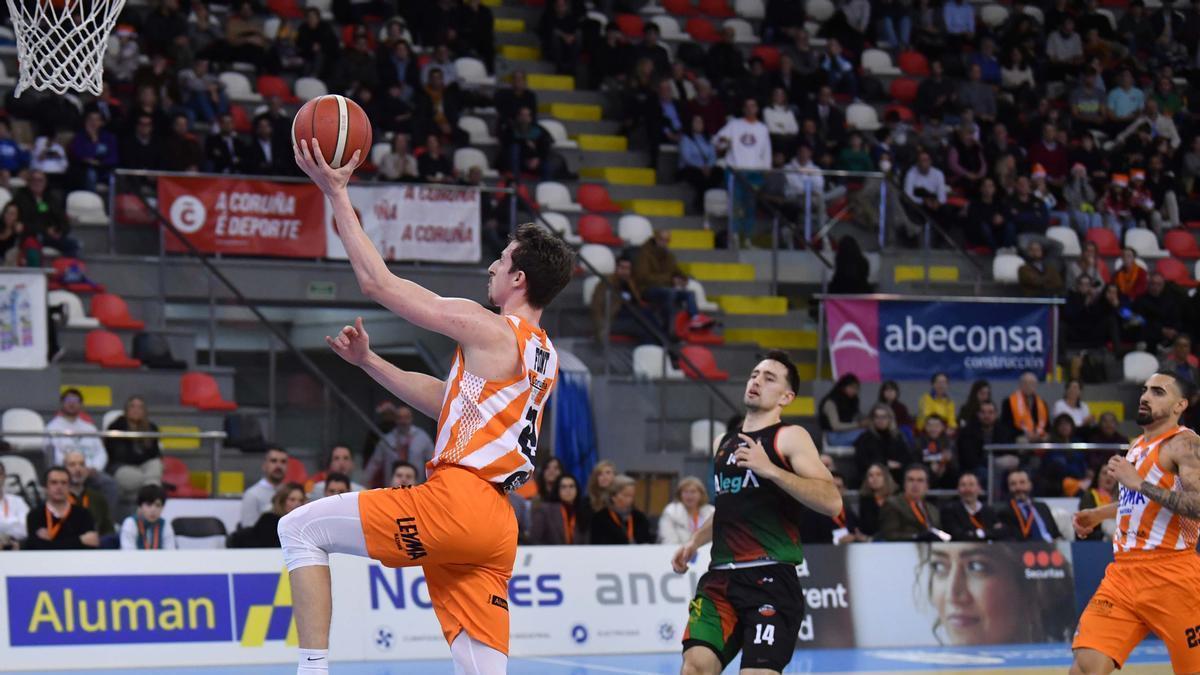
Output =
[{"x1": 119, "y1": 484, "x2": 175, "y2": 550}]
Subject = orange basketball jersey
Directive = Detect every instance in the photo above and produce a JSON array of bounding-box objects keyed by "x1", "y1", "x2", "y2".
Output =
[
  {"x1": 428, "y1": 315, "x2": 557, "y2": 492},
  {"x1": 1114, "y1": 425, "x2": 1200, "y2": 556}
]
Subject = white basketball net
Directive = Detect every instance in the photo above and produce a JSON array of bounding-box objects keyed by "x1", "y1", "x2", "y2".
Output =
[{"x1": 5, "y1": 0, "x2": 127, "y2": 96}]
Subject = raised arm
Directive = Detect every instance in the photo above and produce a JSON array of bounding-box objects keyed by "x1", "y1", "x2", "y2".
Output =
[
  {"x1": 326, "y1": 317, "x2": 445, "y2": 419},
  {"x1": 295, "y1": 139, "x2": 509, "y2": 351},
  {"x1": 741, "y1": 427, "x2": 842, "y2": 517}
]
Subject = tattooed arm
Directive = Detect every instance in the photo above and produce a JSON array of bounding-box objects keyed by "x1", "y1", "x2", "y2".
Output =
[{"x1": 1127, "y1": 432, "x2": 1200, "y2": 519}]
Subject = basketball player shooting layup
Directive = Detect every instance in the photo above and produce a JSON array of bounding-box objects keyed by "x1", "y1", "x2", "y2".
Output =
[
  {"x1": 1072, "y1": 370, "x2": 1200, "y2": 675},
  {"x1": 671, "y1": 352, "x2": 842, "y2": 675},
  {"x1": 279, "y1": 139, "x2": 574, "y2": 675}
]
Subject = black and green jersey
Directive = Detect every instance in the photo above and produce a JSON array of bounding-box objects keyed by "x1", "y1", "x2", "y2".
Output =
[{"x1": 709, "y1": 422, "x2": 804, "y2": 567}]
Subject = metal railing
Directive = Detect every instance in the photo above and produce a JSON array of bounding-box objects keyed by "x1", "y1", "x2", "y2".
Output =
[
  {"x1": 3, "y1": 429, "x2": 228, "y2": 497},
  {"x1": 984, "y1": 442, "x2": 1129, "y2": 499}
]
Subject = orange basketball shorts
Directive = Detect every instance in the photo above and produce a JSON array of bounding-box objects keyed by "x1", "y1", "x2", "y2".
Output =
[
  {"x1": 358, "y1": 466, "x2": 518, "y2": 654},
  {"x1": 1073, "y1": 550, "x2": 1200, "y2": 672}
]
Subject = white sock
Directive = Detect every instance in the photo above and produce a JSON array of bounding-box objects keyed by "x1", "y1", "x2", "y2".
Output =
[{"x1": 297, "y1": 648, "x2": 329, "y2": 674}]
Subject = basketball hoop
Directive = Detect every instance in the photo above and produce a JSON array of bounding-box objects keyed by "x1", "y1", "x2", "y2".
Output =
[{"x1": 5, "y1": 0, "x2": 127, "y2": 96}]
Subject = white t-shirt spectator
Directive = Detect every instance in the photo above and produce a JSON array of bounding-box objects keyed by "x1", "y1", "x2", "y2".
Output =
[
  {"x1": 657, "y1": 501, "x2": 716, "y2": 544},
  {"x1": 239, "y1": 477, "x2": 280, "y2": 528},
  {"x1": 31, "y1": 136, "x2": 69, "y2": 176},
  {"x1": 1052, "y1": 399, "x2": 1091, "y2": 428},
  {"x1": 0, "y1": 493, "x2": 30, "y2": 544},
  {"x1": 904, "y1": 165, "x2": 948, "y2": 203},
  {"x1": 763, "y1": 105, "x2": 800, "y2": 136},
  {"x1": 784, "y1": 158, "x2": 825, "y2": 198},
  {"x1": 45, "y1": 414, "x2": 107, "y2": 472},
  {"x1": 716, "y1": 117, "x2": 772, "y2": 170},
  {"x1": 119, "y1": 516, "x2": 177, "y2": 550}
]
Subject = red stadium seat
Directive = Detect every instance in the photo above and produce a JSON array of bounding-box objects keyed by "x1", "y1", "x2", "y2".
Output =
[
  {"x1": 286, "y1": 457, "x2": 309, "y2": 484},
  {"x1": 885, "y1": 104, "x2": 915, "y2": 123},
  {"x1": 698, "y1": 0, "x2": 735, "y2": 17},
  {"x1": 90, "y1": 293, "x2": 145, "y2": 330},
  {"x1": 1164, "y1": 230, "x2": 1200, "y2": 260},
  {"x1": 1096, "y1": 258, "x2": 1112, "y2": 283},
  {"x1": 256, "y1": 75, "x2": 297, "y2": 104},
  {"x1": 578, "y1": 215, "x2": 624, "y2": 246},
  {"x1": 578, "y1": 184, "x2": 622, "y2": 213},
  {"x1": 1086, "y1": 228, "x2": 1122, "y2": 257},
  {"x1": 85, "y1": 330, "x2": 142, "y2": 368},
  {"x1": 663, "y1": 0, "x2": 699, "y2": 15},
  {"x1": 229, "y1": 104, "x2": 252, "y2": 134},
  {"x1": 615, "y1": 14, "x2": 645, "y2": 37},
  {"x1": 1186, "y1": 221, "x2": 1200, "y2": 230},
  {"x1": 114, "y1": 194, "x2": 156, "y2": 226},
  {"x1": 680, "y1": 345, "x2": 729, "y2": 381},
  {"x1": 889, "y1": 77, "x2": 919, "y2": 104},
  {"x1": 751, "y1": 45, "x2": 781, "y2": 71},
  {"x1": 181, "y1": 372, "x2": 238, "y2": 411},
  {"x1": 897, "y1": 50, "x2": 930, "y2": 76},
  {"x1": 162, "y1": 456, "x2": 209, "y2": 498},
  {"x1": 266, "y1": 0, "x2": 303, "y2": 19},
  {"x1": 1156, "y1": 258, "x2": 1199, "y2": 287},
  {"x1": 674, "y1": 311, "x2": 723, "y2": 345},
  {"x1": 686, "y1": 17, "x2": 721, "y2": 42}
]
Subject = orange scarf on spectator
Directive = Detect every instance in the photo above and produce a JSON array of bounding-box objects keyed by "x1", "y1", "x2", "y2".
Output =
[
  {"x1": 1114, "y1": 265, "x2": 1145, "y2": 298},
  {"x1": 1008, "y1": 391, "x2": 1047, "y2": 437}
]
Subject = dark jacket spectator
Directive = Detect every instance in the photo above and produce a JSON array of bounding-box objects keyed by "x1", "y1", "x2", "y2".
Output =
[
  {"x1": 530, "y1": 475, "x2": 589, "y2": 544},
  {"x1": 494, "y1": 71, "x2": 538, "y2": 130},
  {"x1": 120, "y1": 114, "x2": 164, "y2": 171},
  {"x1": 13, "y1": 171, "x2": 68, "y2": 242},
  {"x1": 857, "y1": 462, "x2": 897, "y2": 537},
  {"x1": 68, "y1": 111, "x2": 119, "y2": 191},
  {"x1": 955, "y1": 400, "x2": 1015, "y2": 475},
  {"x1": 633, "y1": 232, "x2": 686, "y2": 290},
  {"x1": 244, "y1": 114, "x2": 289, "y2": 176},
  {"x1": 878, "y1": 466, "x2": 941, "y2": 541},
  {"x1": 162, "y1": 115, "x2": 204, "y2": 172},
  {"x1": 993, "y1": 470, "x2": 1063, "y2": 541},
  {"x1": 589, "y1": 475, "x2": 653, "y2": 544},
  {"x1": 498, "y1": 108, "x2": 552, "y2": 178},
  {"x1": 25, "y1": 467, "x2": 99, "y2": 550},
  {"x1": 940, "y1": 474, "x2": 997, "y2": 541},
  {"x1": 853, "y1": 404, "x2": 912, "y2": 481},
  {"x1": 1018, "y1": 241, "x2": 1064, "y2": 296},
  {"x1": 205, "y1": 114, "x2": 249, "y2": 174},
  {"x1": 455, "y1": 0, "x2": 495, "y2": 69},
  {"x1": 233, "y1": 483, "x2": 305, "y2": 548}
]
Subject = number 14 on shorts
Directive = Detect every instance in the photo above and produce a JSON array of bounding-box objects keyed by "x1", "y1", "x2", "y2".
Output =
[{"x1": 753, "y1": 623, "x2": 775, "y2": 645}]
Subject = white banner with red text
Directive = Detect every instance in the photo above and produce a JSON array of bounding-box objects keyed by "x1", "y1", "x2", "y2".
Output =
[
  {"x1": 325, "y1": 184, "x2": 481, "y2": 264},
  {"x1": 0, "y1": 269, "x2": 48, "y2": 369}
]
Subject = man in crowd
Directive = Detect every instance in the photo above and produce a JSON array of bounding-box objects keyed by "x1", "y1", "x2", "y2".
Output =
[
  {"x1": 590, "y1": 253, "x2": 659, "y2": 343},
  {"x1": 322, "y1": 473, "x2": 352, "y2": 498},
  {"x1": 1002, "y1": 372, "x2": 1050, "y2": 441},
  {"x1": 365, "y1": 406, "x2": 434, "y2": 487},
  {"x1": 307, "y1": 445, "x2": 365, "y2": 500},
  {"x1": 956, "y1": 400, "x2": 1017, "y2": 477},
  {"x1": 25, "y1": 467, "x2": 99, "y2": 550},
  {"x1": 940, "y1": 472, "x2": 997, "y2": 540},
  {"x1": 1018, "y1": 240, "x2": 1064, "y2": 297},
  {"x1": 879, "y1": 464, "x2": 943, "y2": 540},
  {"x1": 64, "y1": 450, "x2": 115, "y2": 541},
  {"x1": 994, "y1": 469, "x2": 1062, "y2": 541},
  {"x1": 633, "y1": 229, "x2": 707, "y2": 335},
  {"x1": 390, "y1": 461, "x2": 418, "y2": 488},
  {"x1": 715, "y1": 97, "x2": 771, "y2": 249},
  {"x1": 45, "y1": 389, "x2": 117, "y2": 508},
  {"x1": 239, "y1": 446, "x2": 289, "y2": 528},
  {"x1": 0, "y1": 462, "x2": 30, "y2": 549},
  {"x1": 903, "y1": 150, "x2": 947, "y2": 205}
]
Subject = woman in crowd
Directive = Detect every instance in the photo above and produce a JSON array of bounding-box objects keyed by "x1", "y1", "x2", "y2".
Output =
[
  {"x1": 105, "y1": 395, "x2": 164, "y2": 511},
  {"x1": 587, "y1": 460, "x2": 617, "y2": 512},
  {"x1": 857, "y1": 463, "x2": 897, "y2": 538},
  {"x1": 1053, "y1": 379, "x2": 1094, "y2": 429},
  {"x1": 820, "y1": 374, "x2": 866, "y2": 446},
  {"x1": 677, "y1": 114, "x2": 721, "y2": 210},
  {"x1": 958, "y1": 380, "x2": 991, "y2": 428},
  {"x1": 657, "y1": 476, "x2": 715, "y2": 545},
  {"x1": 917, "y1": 372, "x2": 958, "y2": 433},
  {"x1": 590, "y1": 474, "x2": 652, "y2": 545},
  {"x1": 853, "y1": 403, "x2": 912, "y2": 484},
  {"x1": 239, "y1": 483, "x2": 305, "y2": 548},
  {"x1": 878, "y1": 380, "x2": 915, "y2": 432},
  {"x1": 376, "y1": 133, "x2": 419, "y2": 182},
  {"x1": 530, "y1": 474, "x2": 589, "y2": 545},
  {"x1": 1065, "y1": 241, "x2": 1107, "y2": 293},
  {"x1": 1077, "y1": 465, "x2": 1117, "y2": 541},
  {"x1": 536, "y1": 456, "x2": 564, "y2": 503},
  {"x1": 915, "y1": 415, "x2": 958, "y2": 489},
  {"x1": 1044, "y1": 413, "x2": 1090, "y2": 496}
]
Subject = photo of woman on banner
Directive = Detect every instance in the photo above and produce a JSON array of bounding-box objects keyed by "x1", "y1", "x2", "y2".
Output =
[{"x1": 916, "y1": 542, "x2": 1075, "y2": 646}]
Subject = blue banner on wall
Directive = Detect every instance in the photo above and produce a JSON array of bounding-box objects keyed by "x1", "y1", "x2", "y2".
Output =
[{"x1": 826, "y1": 298, "x2": 1054, "y2": 382}]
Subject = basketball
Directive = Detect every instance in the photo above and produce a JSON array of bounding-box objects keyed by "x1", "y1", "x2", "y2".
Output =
[{"x1": 291, "y1": 94, "x2": 372, "y2": 170}]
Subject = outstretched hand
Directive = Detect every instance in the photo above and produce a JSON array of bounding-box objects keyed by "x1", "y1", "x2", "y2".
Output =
[
  {"x1": 294, "y1": 138, "x2": 362, "y2": 196},
  {"x1": 326, "y1": 316, "x2": 371, "y2": 366}
]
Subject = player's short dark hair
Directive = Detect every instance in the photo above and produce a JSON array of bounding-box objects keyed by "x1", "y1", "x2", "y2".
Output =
[
  {"x1": 1156, "y1": 369, "x2": 1198, "y2": 404},
  {"x1": 760, "y1": 350, "x2": 800, "y2": 394},
  {"x1": 43, "y1": 466, "x2": 68, "y2": 484},
  {"x1": 510, "y1": 222, "x2": 575, "y2": 309},
  {"x1": 137, "y1": 484, "x2": 167, "y2": 506},
  {"x1": 325, "y1": 472, "x2": 351, "y2": 489}
]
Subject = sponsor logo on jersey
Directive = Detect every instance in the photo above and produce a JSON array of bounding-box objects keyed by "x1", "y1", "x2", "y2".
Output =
[
  {"x1": 758, "y1": 604, "x2": 777, "y2": 617},
  {"x1": 393, "y1": 517, "x2": 427, "y2": 560}
]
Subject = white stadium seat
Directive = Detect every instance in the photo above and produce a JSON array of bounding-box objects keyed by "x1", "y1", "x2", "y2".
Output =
[
  {"x1": 806, "y1": 0, "x2": 835, "y2": 22},
  {"x1": 579, "y1": 244, "x2": 616, "y2": 275},
  {"x1": 294, "y1": 76, "x2": 328, "y2": 101},
  {"x1": 218, "y1": 71, "x2": 261, "y2": 102},
  {"x1": 690, "y1": 419, "x2": 727, "y2": 454},
  {"x1": 632, "y1": 345, "x2": 684, "y2": 380},
  {"x1": 101, "y1": 409, "x2": 122, "y2": 431},
  {"x1": 1123, "y1": 351, "x2": 1159, "y2": 383},
  {"x1": 1125, "y1": 228, "x2": 1167, "y2": 259},
  {"x1": 1022, "y1": 5, "x2": 1044, "y2": 23},
  {"x1": 992, "y1": 253, "x2": 1023, "y2": 283},
  {"x1": 980, "y1": 4, "x2": 1009, "y2": 28},
  {"x1": 540, "y1": 212, "x2": 583, "y2": 244},
  {"x1": 650, "y1": 15, "x2": 688, "y2": 40},
  {"x1": 735, "y1": 0, "x2": 766, "y2": 19},
  {"x1": 48, "y1": 290, "x2": 100, "y2": 328},
  {"x1": 582, "y1": 276, "x2": 600, "y2": 304},
  {"x1": 306, "y1": 0, "x2": 333, "y2": 19},
  {"x1": 861, "y1": 49, "x2": 901, "y2": 76},
  {"x1": 453, "y1": 147, "x2": 497, "y2": 178},
  {"x1": 723, "y1": 18, "x2": 757, "y2": 44},
  {"x1": 455, "y1": 57, "x2": 496, "y2": 87},
  {"x1": 457, "y1": 116, "x2": 498, "y2": 146},
  {"x1": 0, "y1": 186, "x2": 10, "y2": 207},
  {"x1": 617, "y1": 215, "x2": 654, "y2": 246},
  {"x1": 536, "y1": 182, "x2": 582, "y2": 213},
  {"x1": 1046, "y1": 226, "x2": 1081, "y2": 257},
  {"x1": 66, "y1": 190, "x2": 108, "y2": 226},
  {"x1": 2, "y1": 407, "x2": 45, "y2": 451},
  {"x1": 369, "y1": 142, "x2": 390, "y2": 167},
  {"x1": 704, "y1": 189, "x2": 728, "y2": 220},
  {"x1": 846, "y1": 103, "x2": 881, "y2": 131},
  {"x1": 687, "y1": 279, "x2": 720, "y2": 312},
  {"x1": 263, "y1": 16, "x2": 281, "y2": 39},
  {"x1": 538, "y1": 118, "x2": 578, "y2": 150}
]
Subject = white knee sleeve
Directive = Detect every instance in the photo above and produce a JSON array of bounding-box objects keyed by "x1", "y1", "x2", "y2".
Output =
[
  {"x1": 450, "y1": 632, "x2": 507, "y2": 675},
  {"x1": 278, "y1": 491, "x2": 370, "y2": 572}
]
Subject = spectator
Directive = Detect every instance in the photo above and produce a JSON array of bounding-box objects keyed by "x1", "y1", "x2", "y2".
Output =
[
  {"x1": 45, "y1": 389, "x2": 116, "y2": 506},
  {"x1": 307, "y1": 445, "x2": 365, "y2": 499},
  {"x1": 0, "y1": 120, "x2": 28, "y2": 185},
  {"x1": 366, "y1": 405, "x2": 435, "y2": 487},
  {"x1": 879, "y1": 464, "x2": 942, "y2": 541},
  {"x1": 186, "y1": 1, "x2": 222, "y2": 60},
  {"x1": 1046, "y1": 18, "x2": 1084, "y2": 79},
  {"x1": 633, "y1": 230, "x2": 706, "y2": 333},
  {"x1": 836, "y1": 132, "x2": 874, "y2": 174},
  {"x1": 958, "y1": 380, "x2": 992, "y2": 427},
  {"x1": 118, "y1": 484, "x2": 175, "y2": 550},
  {"x1": 1043, "y1": 413, "x2": 1089, "y2": 496},
  {"x1": 1000, "y1": 46, "x2": 1035, "y2": 99},
  {"x1": 178, "y1": 58, "x2": 227, "y2": 125},
  {"x1": 658, "y1": 477, "x2": 715, "y2": 545},
  {"x1": 1161, "y1": 335, "x2": 1200, "y2": 384},
  {"x1": 119, "y1": 113, "x2": 163, "y2": 171},
  {"x1": 24, "y1": 466, "x2": 99, "y2": 550},
  {"x1": 956, "y1": 400, "x2": 1016, "y2": 478},
  {"x1": 915, "y1": 415, "x2": 957, "y2": 489},
  {"x1": 1032, "y1": 166, "x2": 1069, "y2": 231},
  {"x1": 820, "y1": 374, "x2": 866, "y2": 445},
  {"x1": 1132, "y1": 271, "x2": 1182, "y2": 352},
  {"x1": 942, "y1": 0, "x2": 976, "y2": 42},
  {"x1": 917, "y1": 372, "x2": 958, "y2": 432},
  {"x1": 204, "y1": 113, "x2": 246, "y2": 174},
  {"x1": 1054, "y1": 379, "x2": 1095, "y2": 428},
  {"x1": 804, "y1": 86, "x2": 846, "y2": 148},
  {"x1": 1063, "y1": 274, "x2": 1118, "y2": 358},
  {"x1": 1070, "y1": 69, "x2": 1108, "y2": 129},
  {"x1": 162, "y1": 114, "x2": 203, "y2": 173},
  {"x1": 590, "y1": 474, "x2": 652, "y2": 544},
  {"x1": 1113, "y1": 247, "x2": 1148, "y2": 300},
  {"x1": 800, "y1": 471, "x2": 868, "y2": 544},
  {"x1": 1142, "y1": 155, "x2": 1181, "y2": 231},
  {"x1": 530, "y1": 474, "x2": 588, "y2": 545},
  {"x1": 376, "y1": 134, "x2": 419, "y2": 182},
  {"x1": 587, "y1": 460, "x2": 617, "y2": 512},
  {"x1": 1010, "y1": 178, "x2": 1052, "y2": 248},
  {"x1": 1063, "y1": 164, "x2": 1103, "y2": 235},
  {"x1": 706, "y1": 26, "x2": 747, "y2": 88},
  {"x1": 0, "y1": 461, "x2": 29, "y2": 549},
  {"x1": 677, "y1": 115, "x2": 720, "y2": 209},
  {"x1": 828, "y1": 235, "x2": 872, "y2": 295},
  {"x1": 390, "y1": 461, "x2": 418, "y2": 488},
  {"x1": 415, "y1": 133, "x2": 454, "y2": 183},
  {"x1": 781, "y1": 30, "x2": 821, "y2": 94},
  {"x1": 105, "y1": 25, "x2": 141, "y2": 84},
  {"x1": 685, "y1": 78, "x2": 727, "y2": 138},
  {"x1": 947, "y1": 125, "x2": 987, "y2": 193},
  {"x1": 665, "y1": 61, "x2": 695, "y2": 103},
  {"x1": 499, "y1": 106, "x2": 553, "y2": 179},
  {"x1": 538, "y1": 0, "x2": 580, "y2": 75},
  {"x1": 1018, "y1": 241, "x2": 1065, "y2": 297},
  {"x1": 957, "y1": 65, "x2": 997, "y2": 123},
  {"x1": 857, "y1": 463, "x2": 897, "y2": 538},
  {"x1": 1027, "y1": 123, "x2": 1069, "y2": 185},
  {"x1": 0, "y1": 202, "x2": 32, "y2": 267},
  {"x1": 591, "y1": 254, "x2": 660, "y2": 344},
  {"x1": 238, "y1": 483, "x2": 305, "y2": 548},
  {"x1": 590, "y1": 23, "x2": 633, "y2": 90},
  {"x1": 940, "y1": 473, "x2": 997, "y2": 541},
  {"x1": 64, "y1": 450, "x2": 114, "y2": 540},
  {"x1": 321, "y1": 472, "x2": 352, "y2": 497},
  {"x1": 456, "y1": 0, "x2": 495, "y2": 70},
  {"x1": 1088, "y1": 412, "x2": 1128, "y2": 447},
  {"x1": 781, "y1": 144, "x2": 831, "y2": 230},
  {"x1": 819, "y1": 38, "x2": 858, "y2": 97},
  {"x1": 916, "y1": 61, "x2": 956, "y2": 122},
  {"x1": 104, "y1": 395, "x2": 164, "y2": 509},
  {"x1": 534, "y1": 457, "x2": 564, "y2": 503},
  {"x1": 1076, "y1": 465, "x2": 1116, "y2": 541},
  {"x1": 1106, "y1": 69, "x2": 1145, "y2": 135},
  {"x1": 1002, "y1": 372, "x2": 1050, "y2": 441},
  {"x1": 715, "y1": 98, "x2": 771, "y2": 249},
  {"x1": 296, "y1": 8, "x2": 340, "y2": 81},
  {"x1": 225, "y1": 0, "x2": 271, "y2": 70},
  {"x1": 634, "y1": 23, "x2": 671, "y2": 77},
  {"x1": 66, "y1": 111, "x2": 118, "y2": 193},
  {"x1": 239, "y1": 446, "x2": 289, "y2": 528},
  {"x1": 878, "y1": 380, "x2": 915, "y2": 431},
  {"x1": 29, "y1": 136, "x2": 69, "y2": 192},
  {"x1": 494, "y1": 70, "x2": 537, "y2": 131},
  {"x1": 903, "y1": 150, "x2": 947, "y2": 205},
  {"x1": 1100, "y1": 172, "x2": 1137, "y2": 236},
  {"x1": 763, "y1": 87, "x2": 799, "y2": 147},
  {"x1": 875, "y1": 0, "x2": 912, "y2": 48},
  {"x1": 853, "y1": 403, "x2": 912, "y2": 483},
  {"x1": 994, "y1": 469, "x2": 1062, "y2": 541},
  {"x1": 969, "y1": 177, "x2": 1014, "y2": 250}
]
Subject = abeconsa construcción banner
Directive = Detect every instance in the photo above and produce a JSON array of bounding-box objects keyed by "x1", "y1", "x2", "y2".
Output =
[{"x1": 825, "y1": 297, "x2": 1056, "y2": 382}]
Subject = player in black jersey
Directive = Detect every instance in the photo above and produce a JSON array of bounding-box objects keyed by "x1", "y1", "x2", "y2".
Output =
[{"x1": 670, "y1": 351, "x2": 841, "y2": 675}]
